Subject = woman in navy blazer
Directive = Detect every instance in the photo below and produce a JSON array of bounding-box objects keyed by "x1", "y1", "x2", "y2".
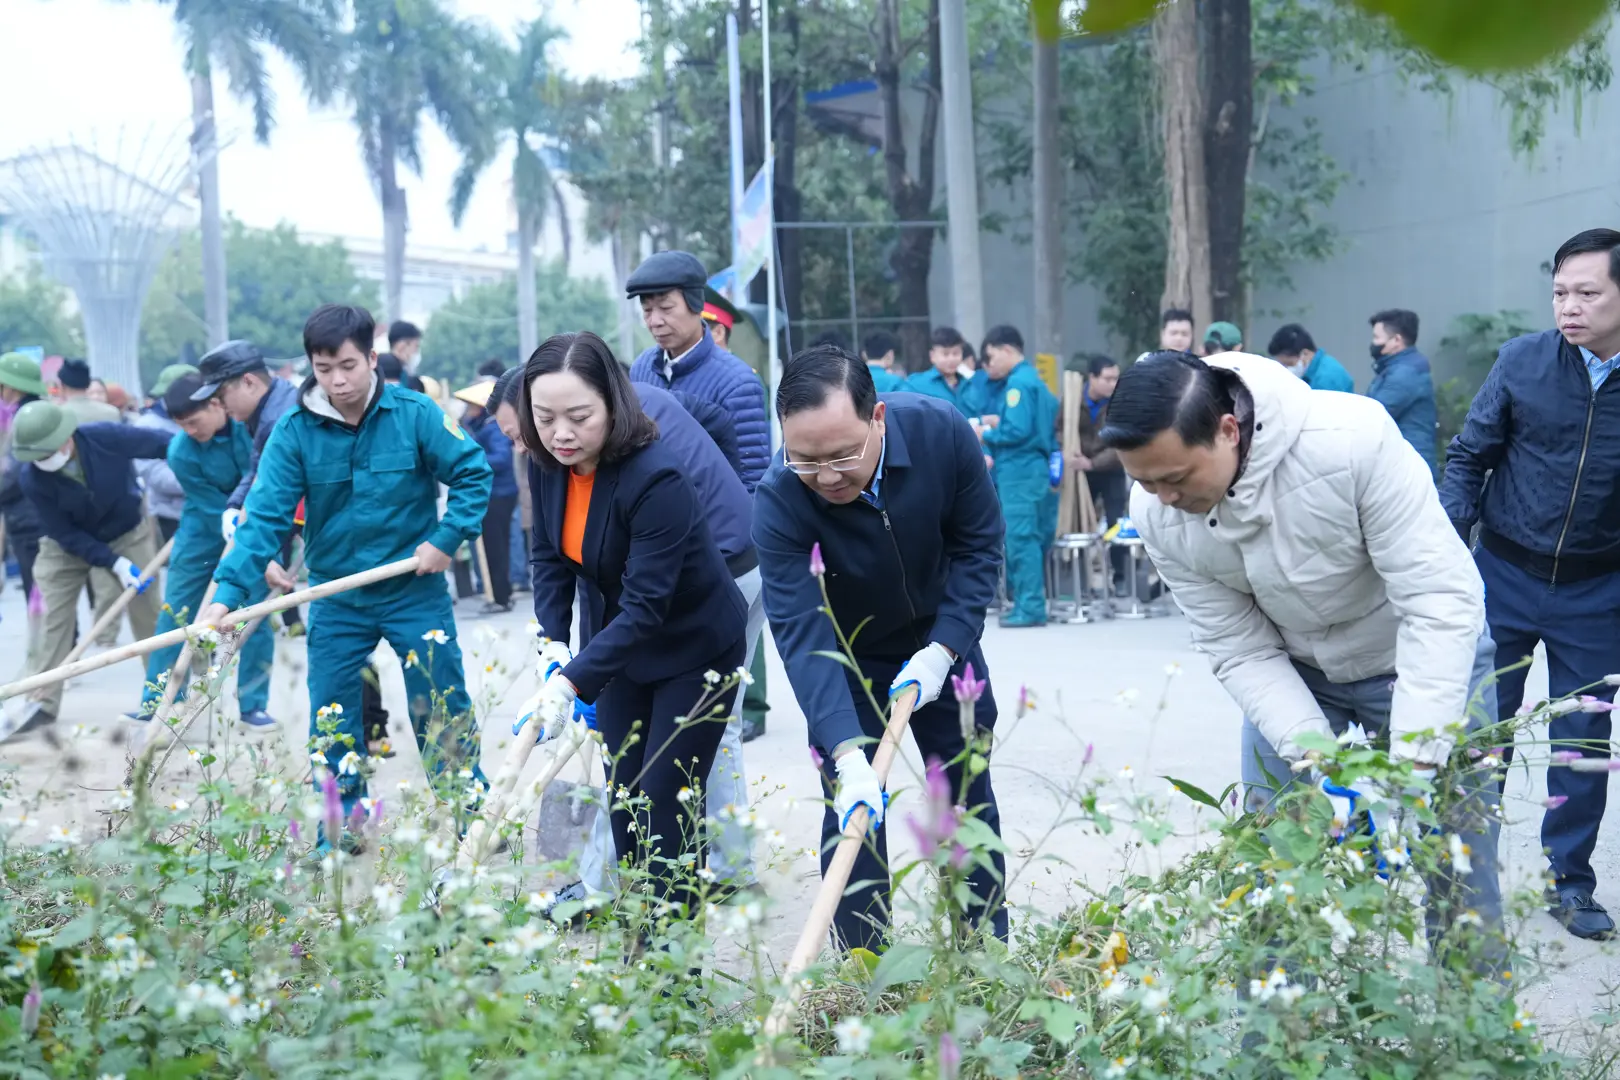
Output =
[{"x1": 516, "y1": 331, "x2": 746, "y2": 913}]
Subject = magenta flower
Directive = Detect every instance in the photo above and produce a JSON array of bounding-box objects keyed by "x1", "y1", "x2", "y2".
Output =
[
  {"x1": 1466, "y1": 747, "x2": 1483, "y2": 760},
  {"x1": 288, "y1": 819, "x2": 301, "y2": 843},
  {"x1": 290, "y1": 941, "x2": 305, "y2": 959},
  {"x1": 1552, "y1": 750, "x2": 1584, "y2": 764},
  {"x1": 809, "y1": 542, "x2": 826, "y2": 578},
  {"x1": 26, "y1": 585, "x2": 43, "y2": 618},
  {"x1": 1580, "y1": 695, "x2": 1619, "y2": 713},
  {"x1": 940, "y1": 1032, "x2": 961, "y2": 1079},
  {"x1": 20, "y1": 982, "x2": 39, "y2": 1037},
  {"x1": 1083, "y1": 742, "x2": 1095, "y2": 766},
  {"x1": 347, "y1": 802, "x2": 367, "y2": 835},
  {"x1": 1016, "y1": 684, "x2": 1030, "y2": 718},
  {"x1": 951, "y1": 663, "x2": 986, "y2": 705},
  {"x1": 906, "y1": 757, "x2": 968, "y2": 869},
  {"x1": 1545, "y1": 795, "x2": 1570, "y2": 809},
  {"x1": 322, "y1": 772, "x2": 343, "y2": 843},
  {"x1": 808, "y1": 745, "x2": 824, "y2": 770}
]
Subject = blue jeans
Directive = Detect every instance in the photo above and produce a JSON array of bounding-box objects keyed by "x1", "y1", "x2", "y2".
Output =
[
  {"x1": 1477, "y1": 545, "x2": 1620, "y2": 895},
  {"x1": 1240, "y1": 632, "x2": 1505, "y2": 966}
]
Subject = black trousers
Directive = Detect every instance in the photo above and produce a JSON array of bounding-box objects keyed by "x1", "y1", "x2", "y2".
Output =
[
  {"x1": 596, "y1": 643, "x2": 744, "y2": 912},
  {"x1": 481, "y1": 493, "x2": 516, "y2": 608},
  {"x1": 815, "y1": 644, "x2": 1008, "y2": 953},
  {"x1": 362, "y1": 663, "x2": 389, "y2": 741},
  {"x1": 1091, "y1": 467, "x2": 1130, "y2": 585}
]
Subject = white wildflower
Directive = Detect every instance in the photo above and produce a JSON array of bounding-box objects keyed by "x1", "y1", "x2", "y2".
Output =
[
  {"x1": 1103, "y1": 1056, "x2": 1136, "y2": 1079},
  {"x1": 110, "y1": 787, "x2": 134, "y2": 810},
  {"x1": 1163, "y1": 662, "x2": 1182, "y2": 677},
  {"x1": 1448, "y1": 834, "x2": 1473, "y2": 876},
  {"x1": 588, "y1": 1002, "x2": 624, "y2": 1032},
  {"x1": 338, "y1": 751, "x2": 363, "y2": 776},
  {"x1": 703, "y1": 669, "x2": 721, "y2": 686},
  {"x1": 735, "y1": 665, "x2": 755, "y2": 686},
  {"x1": 1244, "y1": 886, "x2": 1272, "y2": 908},
  {"x1": 1113, "y1": 688, "x2": 1140, "y2": 706},
  {"x1": 421, "y1": 629, "x2": 449, "y2": 645},
  {"x1": 423, "y1": 835, "x2": 451, "y2": 862},
  {"x1": 526, "y1": 890, "x2": 556, "y2": 913},
  {"x1": 833, "y1": 1016, "x2": 873, "y2": 1055},
  {"x1": 676, "y1": 786, "x2": 694, "y2": 804},
  {"x1": 371, "y1": 885, "x2": 402, "y2": 919},
  {"x1": 168, "y1": 798, "x2": 189, "y2": 813},
  {"x1": 1318, "y1": 905, "x2": 1358, "y2": 945},
  {"x1": 393, "y1": 824, "x2": 423, "y2": 845},
  {"x1": 502, "y1": 923, "x2": 556, "y2": 957}
]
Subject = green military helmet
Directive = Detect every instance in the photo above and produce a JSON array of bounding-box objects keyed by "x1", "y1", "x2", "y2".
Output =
[
  {"x1": 150, "y1": 363, "x2": 199, "y2": 397},
  {"x1": 12, "y1": 400, "x2": 78, "y2": 462},
  {"x1": 0, "y1": 352, "x2": 47, "y2": 398}
]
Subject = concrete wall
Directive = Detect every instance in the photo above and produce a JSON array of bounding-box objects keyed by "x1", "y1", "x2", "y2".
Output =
[{"x1": 946, "y1": 36, "x2": 1620, "y2": 384}]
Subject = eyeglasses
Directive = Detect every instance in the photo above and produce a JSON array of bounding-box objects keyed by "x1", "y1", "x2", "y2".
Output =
[{"x1": 784, "y1": 423, "x2": 874, "y2": 476}]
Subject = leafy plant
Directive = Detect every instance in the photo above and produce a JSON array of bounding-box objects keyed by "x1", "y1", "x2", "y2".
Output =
[{"x1": 1434, "y1": 310, "x2": 1539, "y2": 454}]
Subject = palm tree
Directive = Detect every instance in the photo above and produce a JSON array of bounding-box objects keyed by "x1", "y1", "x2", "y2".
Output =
[
  {"x1": 449, "y1": 18, "x2": 573, "y2": 366},
  {"x1": 345, "y1": 0, "x2": 494, "y2": 327},
  {"x1": 170, "y1": 0, "x2": 339, "y2": 348}
]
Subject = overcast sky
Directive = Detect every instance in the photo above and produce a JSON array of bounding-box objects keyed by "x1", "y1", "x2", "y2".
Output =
[{"x1": 4, "y1": 0, "x2": 643, "y2": 252}]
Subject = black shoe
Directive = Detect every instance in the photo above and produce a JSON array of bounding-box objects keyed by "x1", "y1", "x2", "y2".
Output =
[
  {"x1": 1545, "y1": 888, "x2": 1615, "y2": 940},
  {"x1": 739, "y1": 714, "x2": 765, "y2": 743},
  {"x1": 2, "y1": 703, "x2": 56, "y2": 742},
  {"x1": 480, "y1": 600, "x2": 513, "y2": 615},
  {"x1": 538, "y1": 880, "x2": 594, "y2": 928}
]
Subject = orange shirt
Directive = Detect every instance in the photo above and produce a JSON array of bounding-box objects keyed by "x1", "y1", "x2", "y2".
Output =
[{"x1": 561, "y1": 469, "x2": 594, "y2": 564}]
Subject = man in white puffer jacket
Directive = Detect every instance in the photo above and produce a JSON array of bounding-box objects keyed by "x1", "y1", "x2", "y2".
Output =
[{"x1": 1100, "y1": 350, "x2": 1504, "y2": 961}]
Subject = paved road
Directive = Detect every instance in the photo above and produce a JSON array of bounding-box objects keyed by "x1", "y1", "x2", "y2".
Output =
[{"x1": 1, "y1": 582, "x2": 1613, "y2": 1048}]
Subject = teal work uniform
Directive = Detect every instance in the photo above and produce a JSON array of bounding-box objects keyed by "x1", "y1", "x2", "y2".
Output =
[
  {"x1": 979, "y1": 360, "x2": 1059, "y2": 625},
  {"x1": 140, "y1": 421, "x2": 274, "y2": 717},
  {"x1": 906, "y1": 367, "x2": 978, "y2": 417},
  {"x1": 212, "y1": 379, "x2": 493, "y2": 811},
  {"x1": 868, "y1": 362, "x2": 907, "y2": 393}
]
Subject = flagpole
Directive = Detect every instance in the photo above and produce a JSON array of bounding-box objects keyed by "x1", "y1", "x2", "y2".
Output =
[
  {"x1": 726, "y1": 12, "x2": 746, "y2": 289},
  {"x1": 762, "y1": 0, "x2": 780, "y2": 450}
]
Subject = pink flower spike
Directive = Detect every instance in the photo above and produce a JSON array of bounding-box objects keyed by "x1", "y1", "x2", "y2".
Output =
[
  {"x1": 940, "y1": 1032, "x2": 961, "y2": 1080},
  {"x1": 1545, "y1": 795, "x2": 1570, "y2": 809},
  {"x1": 26, "y1": 585, "x2": 44, "y2": 618},
  {"x1": 290, "y1": 941, "x2": 305, "y2": 959},
  {"x1": 322, "y1": 773, "x2": 343, "y2": 842},
  {"x1": 1083, "y1": 743, "x2": 1095, "y2": 766},
  {"x1": 1552, "y1": 750, "x2": 1584, "y2": 765},
  {"x1": 906, "y1": 756, "x2": 964, "y2": 864},
  {"x1": 951, "y1": 663, "x2": 986, "y2": 705},
  {"x1": 1016, "y1": 684, "x2": 1030, "y2": 717},
  {"x1": 20, "y1": 982, "x2": 40, "y2": 1036},
  {"x1": 808, "y1": 746, "x2": 824, "y2": 770},
  {"x1": 1466, "y1": 747, "x2": 1483, "y2": 760},
  {"x1": 808, "y1": 542, "x2": 826, "y2": 578},
  {"x1": 1580, "y1": 695, "x2": 1619, "y2": 713},
  {"x1": 288, "y1": 819, "x2": 301, "y2": 843}
]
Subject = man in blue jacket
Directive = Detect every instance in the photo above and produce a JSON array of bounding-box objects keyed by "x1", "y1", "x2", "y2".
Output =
[
  {"x1": 192, "y1": 339, "x2": 302, "y2": 543},
  {"x1": 1440, "y1": 228, "x2": 1620, "y2": 942},
  {"x1": 905, "y1": 325, "x2": 978, "y2": 416},
  {"x1": 6, "y1": 403, "x2": 170, "y2": 737},
  {"x1": 625, "y1": 250, "x2": 770, "y2": 491},
  {"x1": 1366, "y1": 308, "x2": 1438, "y2": 474},
  {"x1": 755, "y1": 343, "x2": 1007, "y2": 953},
  {"x1": 1266, "y1": 323, "x2": 1355, "y2": 392},
  {"x1": 198, "y1": 305, "x2": 492, "y2": 844},
  {"x1": 862, "y1": 330, "x2": 907, "y2": 392},
  {"x1": 127, "y1": 373, "x2": 278, "y2": 733}
]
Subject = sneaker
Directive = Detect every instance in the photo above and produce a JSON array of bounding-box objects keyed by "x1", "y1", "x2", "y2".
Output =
[
  {"x1": 480, "y1": 600, "x2": 513, "y2": 615},
  {"x1": 739, "y1": 714, "x2": 765, "y2": 743},
  {"x1": 538, "y1": 880, "x2": 593, "y2": 927},
  {"x1": 2, "y1": 703, "x2": 55, "y2": 742},
  {"x1": 1546, "y1": 888, "x2": 1615, "y2": 940},
  {"x1": 238, "y1": 709, "x2": 280, "y2": 736}
]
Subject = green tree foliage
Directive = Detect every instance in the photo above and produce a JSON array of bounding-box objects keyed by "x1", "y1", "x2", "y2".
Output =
[
  {"x1": 418, "y1": 260, "x2": 618, "y2": 386},
  {"x1": 0, "y1": 265, "x2": 84, "y2": 357},
  {"x1": 140, "y1": 221, "x2": 378, "y2": 386}
]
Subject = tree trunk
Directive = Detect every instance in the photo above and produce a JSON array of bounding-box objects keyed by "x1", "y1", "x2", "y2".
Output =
[
  {"x1": 773, "y1": 2, "x2": 804, "y2": 326},
  {"x1": 1204, "y1": 0, "x2": 1252, "y2": 324},
  {"x1": 1031, "y1": 29, "x2": 1062, "y2": 366},
  {"x1": 378, "y1": 124, "x2": 407, "y2": 329},
  {"x1": 876, "y1": 0, "x2": 941, "y2": 372},
  {"x1": 1154, "y1": 0, "x2": 1212, "y2": 333},
  {"x1": 516, "y1": 205, "x2": 539, "y2": 366},
  {"x1": 190, "y1": 68, "x2": 228, "y2": 351}
]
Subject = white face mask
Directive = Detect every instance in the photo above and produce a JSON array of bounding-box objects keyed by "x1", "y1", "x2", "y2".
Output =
[
  {"x1": 1286, "y1": 360, "x2": 1309, "y2": 378},
  {"x1": 33, "y1": 446, "x2": 72, "y2": 472}
]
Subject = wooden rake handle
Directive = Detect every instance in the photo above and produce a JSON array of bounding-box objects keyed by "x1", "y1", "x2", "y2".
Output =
[
  {"x1": 52, "y1": 535, "x2": 175, "y2": 672},
  {"x1": 763, "y1": 687, "x2": 919, "y2": 1041}
]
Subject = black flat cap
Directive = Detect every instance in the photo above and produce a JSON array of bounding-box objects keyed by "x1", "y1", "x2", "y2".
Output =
[
  {"x1": 192, "y1": 340, "x2": 268, "y2": 400},
  {"x1": 164, "y1": 372, "x2": 210, "y2": 419},
  {"x1": 625, "y1": 250, "x2": 707, "y2": 308},
  {"x1": 58, "y1": 358, "x2": 91, "y2": 390}
]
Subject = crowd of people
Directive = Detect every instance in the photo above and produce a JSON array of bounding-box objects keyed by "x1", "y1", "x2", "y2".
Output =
[{"x1": 0, "y1": 224, "x2": 1616, "y2": 955}]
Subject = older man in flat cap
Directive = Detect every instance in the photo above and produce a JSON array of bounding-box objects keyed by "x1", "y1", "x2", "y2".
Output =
[{"x1": 625, "y1": 250, "x2": 770, "y2": 490}]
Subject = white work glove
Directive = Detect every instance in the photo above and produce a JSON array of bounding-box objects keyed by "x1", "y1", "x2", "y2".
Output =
[
  {"x1": 536, "y1": 638, "x2": 572, "y2": 681},
  {"x1": 221, "y1": 508, "x2": 241, "y2": 543},
  {"x1": 112, "y1": 557, "x2": 152, "y2": 594},
  {"x1": 833, "y1": 749, "x2": 887, "y2": 834},
  {"x1": 890, "y1": 642, "x2": 955, "y2": 707},
  {"x1": 513, "y1": 674, "x2": 580, "y2": 745}
]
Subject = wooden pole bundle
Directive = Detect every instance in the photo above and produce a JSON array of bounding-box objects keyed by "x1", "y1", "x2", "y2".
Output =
[{"x1": 763, "y1": 688, "x2": 919, "y2": 1042}]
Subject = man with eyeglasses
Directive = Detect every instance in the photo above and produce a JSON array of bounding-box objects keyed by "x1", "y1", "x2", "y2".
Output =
[{"x1": 754, "y1": 342, "x2": 1008, "y2": 953}]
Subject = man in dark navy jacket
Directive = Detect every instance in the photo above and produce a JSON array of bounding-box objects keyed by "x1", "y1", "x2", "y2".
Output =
[
  {"x1": 1441, "y1": 227, "x2": 1620, "y2": 942},
  {"x1": 755, "y1": 343, "x2": 1007, "y2": 952}
]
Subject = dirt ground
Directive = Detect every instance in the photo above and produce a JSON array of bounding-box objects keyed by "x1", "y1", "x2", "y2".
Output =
[{"x1": 2, "y1": 582, "x2": 1616, "y2": 1052}]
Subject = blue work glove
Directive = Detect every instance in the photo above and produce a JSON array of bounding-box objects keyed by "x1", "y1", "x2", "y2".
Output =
[
  {"x1": 1048, "y1": 449, "x2": 1064, "y2": 487},
  {"x1": 573, "y1": 698, "x2": 598, "y2": 731},
  {"x1": 113, "y1": 557, "x2": 152, "y2": 594}
]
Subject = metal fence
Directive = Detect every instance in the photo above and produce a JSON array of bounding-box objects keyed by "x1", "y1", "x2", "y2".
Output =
[{"x1": 775, "y1": 219, "x2": 943, "y2": 353}]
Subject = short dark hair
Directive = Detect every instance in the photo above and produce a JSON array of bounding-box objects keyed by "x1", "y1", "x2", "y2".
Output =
[
  {"x1": 387, "y1": 320, "x2": 422, "y2": 347},
  {"x1": 305, "y1": 304, "x2": 377, "y2": 358},
  {"x1": 862, "y1": 330, "x2": 899, "y2": 361},
  {"x1": 930, "y1": 326, "x2": 966, "y2": 350},
  {"x1": 983, "y1": 324, "x2": 1024, "y2": 352},
  {"x1": 492, "y1": 365, "x2": 522, "y2": 408},
  {"x1": 1369, "y1": 308, "x2": 1419, "y2": 347},
  {"x1": 1099, "y1": 351, "x2": 1241, "y2": 451},
  {"x1": 1161, "y1": 308, "x2": 1194, "y2": 328},
  {"x1": 1553, "y1": 228, "x2": 1620, "y2": 286},
  {"x1": 476, "y1": 358, "x2": 506, "y2": 379},
  {"x1": 517, "y1": 332, "x2": 657, "y2": 469},
  {"x1": 1086, "y1": 353, "x2": 1120, "y2": 378},
  {"x1": 1266, "y1": 323, "x2": 1316, "y2": 357},
  {"x1": 377, "y1": 352, "x2": 404, "y2": 381},
  {"x1": 776, "y1": 343, "x2": 877, "y2": 421}
]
